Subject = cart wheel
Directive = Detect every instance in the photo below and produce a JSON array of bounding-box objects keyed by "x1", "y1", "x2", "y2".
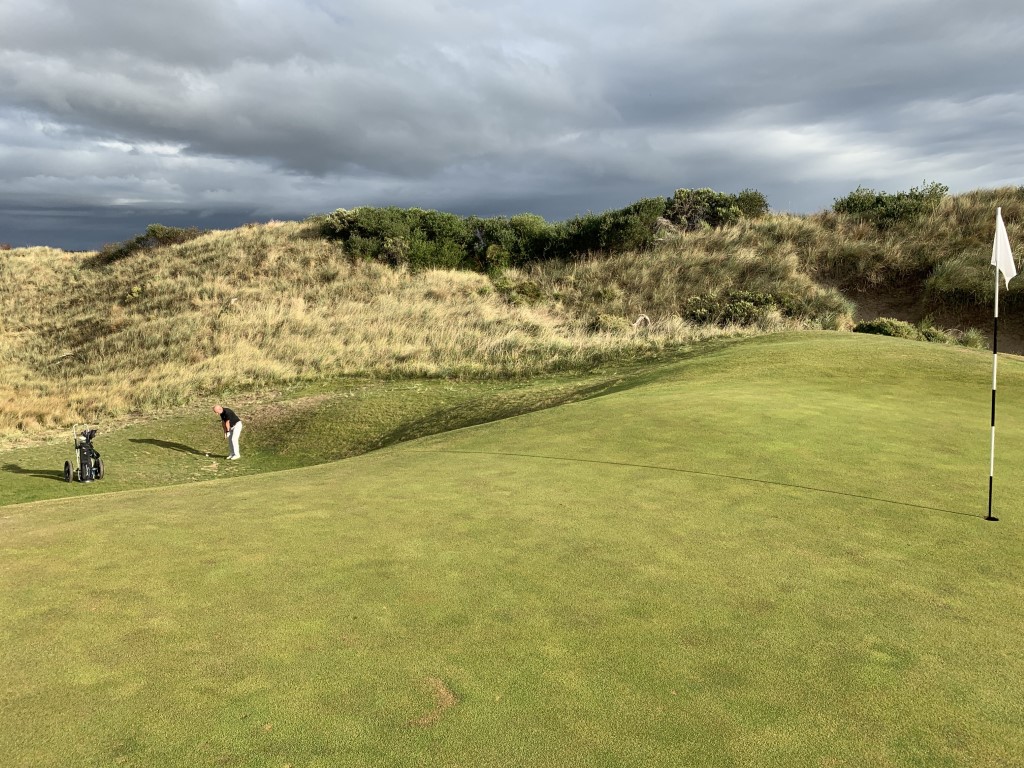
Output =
[
  {"x1": 95, "y1": 458, "x2": 104, "y2": 480},
  {"x1": 64, "y1": 461, "x2": 72, "y2": 483}
]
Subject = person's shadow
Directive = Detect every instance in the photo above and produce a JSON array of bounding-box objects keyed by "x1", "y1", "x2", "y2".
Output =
[
  {"x1": 129, "y1": 438, "x2": 208, "y2": 456},
  {"x1": 2, "y1": 463, "x2": 66, "y2": 481}
]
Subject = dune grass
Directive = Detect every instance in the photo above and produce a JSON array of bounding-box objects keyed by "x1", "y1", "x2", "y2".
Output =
[
  {"x1": 0, "y1": 222, "x2": 765, "y2": 440},
  {"x1": 6, "y1": 186, "x2": 1020, "y2": 442},
  {"x1": 2, "y1": 333, "x2": 1023, "y2": 766}
]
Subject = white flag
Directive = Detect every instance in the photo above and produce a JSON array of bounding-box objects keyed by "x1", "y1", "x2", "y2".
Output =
[{"x1": 993, "y1": 207, "x2": 1016, "y2": 287}]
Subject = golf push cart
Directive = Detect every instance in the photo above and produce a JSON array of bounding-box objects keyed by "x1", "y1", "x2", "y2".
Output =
[{"x1": 64, "y1": 425, "x2": 104, "y2": 483}]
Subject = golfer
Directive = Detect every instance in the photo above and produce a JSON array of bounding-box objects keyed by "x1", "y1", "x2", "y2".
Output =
[{"x1": 213, "y1": 405, "x2": 243, "y2": 460}]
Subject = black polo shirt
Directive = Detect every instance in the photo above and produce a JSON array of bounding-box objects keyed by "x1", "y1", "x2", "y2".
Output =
[{"x1": 219, "y1": 407, "x2": 240, "y2": 427}]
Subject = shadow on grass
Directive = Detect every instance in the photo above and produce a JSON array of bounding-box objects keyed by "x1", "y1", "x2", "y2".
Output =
[
  {"x1": 375, "y1": 379, "x2": 623, "y2": 450},
  {"x1": 412, "y1": 449, "x2": 982, "y2": 521},
  {"x1": 129, "y1": 438, "x2": 209, "y2": 456},
  {"x1": 2, "y1": 463, "x2": 66, "y2": 481}
]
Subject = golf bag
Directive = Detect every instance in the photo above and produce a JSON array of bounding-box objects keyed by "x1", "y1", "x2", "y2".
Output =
[{"x1": 64, "y1": 426, "x2": 104, "y2": 483}]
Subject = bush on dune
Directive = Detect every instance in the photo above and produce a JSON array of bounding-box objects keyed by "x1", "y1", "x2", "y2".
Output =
[
  {"x1": 852, "y1": 316, "x2": 984, "y2": 348},
  {"x1": 832, "y1": 181, "x2": 947, "y2": 230},
  {"x1": 316, "y1": 188, "x2": 766, "y2": 271}
]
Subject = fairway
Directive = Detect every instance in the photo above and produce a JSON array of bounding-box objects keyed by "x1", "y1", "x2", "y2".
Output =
[{"x1": 2, "y1": 333, "x2": 1023, "y2": 766}]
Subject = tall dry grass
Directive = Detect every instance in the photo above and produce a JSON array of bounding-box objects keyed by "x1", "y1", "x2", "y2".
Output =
[
  {"x1": 810, "y1": 187, "x2": 1024, "y2": 305},
  {"x1": 531, "y1": 216, "x2": 853, "y2": 331},
  {"x1": 9, "y1": 185, "x2": 1015, "y2": 440},
  {"x1": 0, "y1": 223, "x2": 760, "y2": 438}
]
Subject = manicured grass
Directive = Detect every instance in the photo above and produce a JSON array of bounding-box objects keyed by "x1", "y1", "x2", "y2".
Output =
[
  {"x1": 0, "y1": 372, "x2": 629, "y2": 508},
  {"x1": 2, "y1": 333, "x2": 1023, "y2": 766}
]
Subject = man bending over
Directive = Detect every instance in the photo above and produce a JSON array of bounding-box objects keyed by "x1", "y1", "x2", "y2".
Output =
[{"x1": 213, "y1": 405, "x2": 243, "y2": 460}]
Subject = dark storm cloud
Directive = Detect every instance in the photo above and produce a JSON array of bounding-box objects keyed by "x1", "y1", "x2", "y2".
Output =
[
  {"x1": 598, "y1": 1, "x2": 1024, "y2": 133},
  {"x1": 1, "y1": 0, "x2": 1023, "y2": 248}
]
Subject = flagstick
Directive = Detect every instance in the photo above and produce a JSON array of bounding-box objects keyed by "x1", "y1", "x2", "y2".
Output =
[{"x1": 987, "y1": 257, "x2": 1001, "y2": 522}]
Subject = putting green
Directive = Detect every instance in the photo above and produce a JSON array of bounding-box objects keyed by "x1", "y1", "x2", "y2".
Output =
[{"x1": 2, "y1": 333, "x2": 1022, "y2": 766}]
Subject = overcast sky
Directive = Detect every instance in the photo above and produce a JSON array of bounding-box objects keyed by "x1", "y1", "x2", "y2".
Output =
[{"x1": 2, "y1": 0, "x2": 1023, "y2": 249}]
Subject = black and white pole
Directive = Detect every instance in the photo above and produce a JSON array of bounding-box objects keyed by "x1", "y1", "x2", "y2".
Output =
[
  {"x1": 987, "y1": 257, "x2": 1000, "y2": 521},
  {"x1": 987, "y1": 206, "x2": 1016, "y2": 521}
]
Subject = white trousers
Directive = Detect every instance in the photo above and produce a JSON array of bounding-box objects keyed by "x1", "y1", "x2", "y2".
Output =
[{"x1": 227, "y1": 421, "x2": 243, "y2": 457}]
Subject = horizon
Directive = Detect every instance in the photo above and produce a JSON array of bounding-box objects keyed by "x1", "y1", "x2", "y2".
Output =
[
  {"x1": 4, "y1": 182, "x2": 823, "y2": 251},
  {"x1": 5, "y1": 181, "x2": 1013, "y2": 252}
]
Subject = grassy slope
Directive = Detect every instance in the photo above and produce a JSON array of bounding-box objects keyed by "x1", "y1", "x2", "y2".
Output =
[
  {"x1": 546, "y1": 186, "x2": 1024, "y2": 349},
  {"x1": 4, "y1": 186, "x2": 1022, "y2": 442},
  {"x1": 3, "y1": 333, "x2": 1023, "y2": 767},
  {"x1": 0, "y1": 370, "x2": 635, "y2": 508},
  {"x1": 0, "y1": 224, "x2": 759, "y2": 439}
]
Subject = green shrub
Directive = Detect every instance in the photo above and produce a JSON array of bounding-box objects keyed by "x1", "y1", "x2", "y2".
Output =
[
  {"x1": 380, "y1": 235, "x2": 410, "y2": 266},
  {"x1": 666, "y1": 188, "x2": 742, "y2": 231},
  {"x1": 471, "y1": 213, "x2": 555, "y2": 268},
  {"x1": 319, "y1": 198, "x2": 667, "y2": 272},
  {"x1": 663, "y1": 188, "x2": 769, "y2": 231},
  {"x1": 592, "y1": 197, "x2": 668, "y2": 252},
  {"x1": 680, "y1": 295, "x2": 717, "y2": 324},
  {"x1": 831, "y1": 187, "x2": 877, "y2": 218},
  {"x1": 735, "y1": 189, "x2": 770, "y2": 218},
  {"x1": 833, "y1": 181, "x2": 948, "y2": 229},
  {"x1": 508, "y1": 213, "x2": 557, "y2": 261},
  {"x1": 552, "y1": 198, "x2": 665, "y2": 257},
  {"x1": 854, "y1": 316, "x2": 987, "y2": 348},
  {"x1": 320, "y1": 207, "x2": 474, "y2": 269},
  {"x1": 720, "y1": 299, "x2": 760, "y2": 325},
  {"x1": 920, "y1": 326, "x2": 953, "y2": 344},
  {"x1": 317, "y1": 208, "x2": 356, "y2": 239},
  {"x1": 482, "y1": 244, "x2": 511, "y2": 274},
  {"x1": 853, "y1": 317, "x2": 923, "y2": 340},
  {"x1": 680, "y1": 290, "x2": 786, "y2": 327}
]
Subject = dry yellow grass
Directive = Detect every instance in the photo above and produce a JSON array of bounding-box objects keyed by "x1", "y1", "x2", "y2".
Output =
[
  {"x1": 532, "y1": 217, "x2": 853, "y2": 330},
  {"x1": 1, "y1": 221, "x2": 771, "y2": 439},
  {"x1": 24, "y1": 184, "x2": 1019, "y2": 443}
]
